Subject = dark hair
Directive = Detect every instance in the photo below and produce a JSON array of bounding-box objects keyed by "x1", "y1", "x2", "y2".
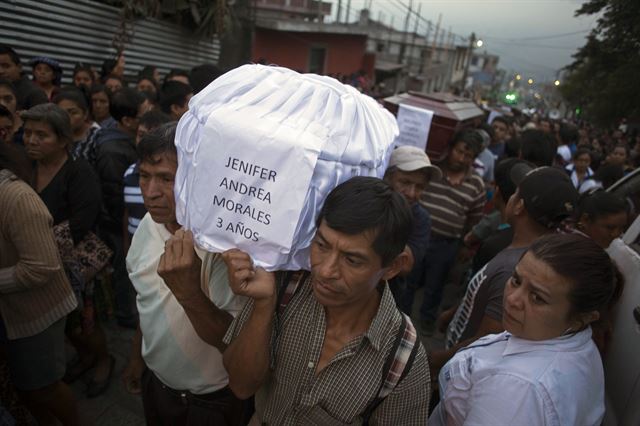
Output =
[
  {"x1": 492, "y1": 115, "x2": 511, "y2": 127},
  {"x1": 0, "y1": 78, "x2": 17, "y2": 97},
  {"x1": 0, "y1": 143, "x2": 32, "y2": 182},
  {"x1": 0, "y1": 45, "x2": 20, "y2": 66},
  {"x1": 109, "y1": 88, "x2": 143, "y2": 122},
  {"x1": 504, "y1": 137, "x2": 521, "y2": 158},
  {"x1": 101, "y1": 58, "x2": 117, "y2": 80},
  {"x1": 190, "y1": 64, "x2": 223, "y2": 94},
  {"x1": 164, "y1": 69, "x2": 189, "y2": 84},
  {"x1": 593, "y1": 164, "x2": 624, "y2": 189},
  {"x1": 520, "y1": 129, "x2": 556, "y2": 167},
  {"x1": 527, "y1": 233, "x2": 623, "y2": 324},
  {"x1": 73, "y1": 63, "x2": 95, "y2": 81},
  {"x1": 139, "y1": 65, "x2": 157, "y2": 80},
  {"x1": 137, "y1": 122, "x2": 178, "y2": 164},
  {"x1": 90, "y1": 83, "x2": 110, "y2": 97},
  {"x1": 573, "y1": 147, "x2": 591, "y2": 161},
  {"x1": 611, "y1": 143, "x2": 630, "y2": 158},
  {"x1": 0, "y1": 104, "x2": 13, "y2": 122},
  {"x1": 53, "y1": 88, "x2": 89, "y2": 112},
  {"x1": 104, "y1": 74, "x2": 124, "y2": 86},
  {"x1": 494, "y1": 158, "x2": 531, "y2": 202},
  {"x1": 139, "y1": 110, "x2": 171, "y2": 131},
  {"x1": 159, "y1": 81, "x2": 192, "y2": 114},
  {"x1": 559, "y1": 123, "x2": 579, "y2": 145},
  {"x1": 21, "y1": 103, "x2": 73, "y2": 146},
  {"x1": 577, "y1": 191, "x2": 627, "y2": 222},
  {"x1": 449, "y1": 129, "x2": 483, "y2": 156},
  {"x1": 478, "y1": 122, "x2": 495, "y2": 141},
  {"x1": 315, "y1": 176, "x2": 412, "y2": 266}
]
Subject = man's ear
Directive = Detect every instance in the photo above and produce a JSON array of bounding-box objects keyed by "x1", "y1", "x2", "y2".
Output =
[
  {"x1": 381, "y1": 249, "x2": 411, "y2": 281},
  {"x1": 513, "y1": 197, "x2": 526, "y2": 216}
]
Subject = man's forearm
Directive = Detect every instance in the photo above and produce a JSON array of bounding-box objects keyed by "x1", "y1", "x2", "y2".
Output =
[
  {"x1": 178, "y1": 293, "x2": 233, "y2": 351},
  {"x1": 223, "y1": 297, "x2": 275, "y2": 400}
]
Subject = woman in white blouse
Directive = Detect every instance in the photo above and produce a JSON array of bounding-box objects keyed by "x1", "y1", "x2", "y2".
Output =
[{"x1": 430, "y1": 233, "x2": 622, "y2": 426}]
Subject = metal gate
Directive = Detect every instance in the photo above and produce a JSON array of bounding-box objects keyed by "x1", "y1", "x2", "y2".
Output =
[{"x1": 0, "y1": 0, "x2": 220, "y2": 84}]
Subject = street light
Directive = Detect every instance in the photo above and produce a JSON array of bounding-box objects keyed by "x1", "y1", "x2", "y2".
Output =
[
  {"x1": 515, "y1": 74, "x2": 522, "y2": 81},
  {"x1": 476, "y1": 39, "x2": 484, "y2": 48},
  {"x1": 554, "y1": 80, "x2": 561, "y2": 86},
  {"x1": 527, "y1": 78, "x2": 534, "y2": 85}
]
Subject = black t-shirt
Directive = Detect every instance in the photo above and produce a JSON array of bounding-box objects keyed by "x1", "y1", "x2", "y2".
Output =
[
  {"x1": 38, "y1": 157, "x2": 101, "y2": 244},
  {"x1": 472, "y1": 226, "x2": 514, "y2": 274}
]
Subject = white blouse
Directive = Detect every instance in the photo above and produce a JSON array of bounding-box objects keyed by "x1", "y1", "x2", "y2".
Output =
[{"x1": 430, "y1": 329, "x2": 604, "y2": 426}]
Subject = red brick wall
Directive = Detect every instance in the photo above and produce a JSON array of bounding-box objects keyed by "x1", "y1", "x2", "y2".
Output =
[{"x1": 253, "y1": 28, "x2": 368, "y2": 76}]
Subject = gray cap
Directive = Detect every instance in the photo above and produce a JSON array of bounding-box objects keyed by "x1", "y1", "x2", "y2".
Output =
[{"x1": 388, "y1": 145, "x2": 442, "y2": 180}]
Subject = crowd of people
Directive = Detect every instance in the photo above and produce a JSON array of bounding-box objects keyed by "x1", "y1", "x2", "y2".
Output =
[{"x1": 0, "y1": 41, "x2": 636, "y2": 426}]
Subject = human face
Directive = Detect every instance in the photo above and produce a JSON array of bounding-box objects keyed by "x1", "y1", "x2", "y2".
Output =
[
  {"x1": 582, "y1": 211, "x2": 627, "y2": 249},
  {"x1": 91, "y1": 91, "x2": 110, "y2": 122},
  {"x1": 74, "y1": 70, "x2": 93, "y2": 89},
  {"x1": 57, "y1": 99, "x2": 87, "y2": 133},
  {"x1": 574, "y1": 153, "x2": 591, "y2": 174},
  {"x1": 503, "y1": 189, "x2": 524, "y2": 226},
  {"x1": 0, "y1": 116, "x2": 13, "y2": 144},
  {"x1": 33, "y1": 63, "x2": 54, "y2": 85},
  {"x1": 539, "y1": 120, "x2": 552, "y2": 134},
  {"x1": 447, "y1": 141, "x2": 474, "y2": 172},
  {"x1": 492, "y1": 120, "x2": 508, "y2": 143},
  {"x1": 105, "y1": 77, "x2": 123, "y2": 93},
  {"x1": 609, "y1": 147, "x2": 628, "y2": 166},
  {"x1": 502, "y1": 252, "x2": 575, "y2": 341},
  {"x1": 0, "y1": 54, "x2": 21, "y2": 82},
  {"x1": 0, "y1": 86, "x2": 17, "y2": 114},
  {"x1": 387, "y1": 169, "x2": 428, "y2": 205},
  {"x1": 137, "y1": 79, "x2": 156, "y2": 95},
  {"x1": 23, "y1": 120, "x2": 66, "y2": 161},
  {"x1": 139, "y1": 153, "x2": 178, "y2": 224},
  {"x1": 136, "y1": 124, "x2": 149, "y2": 145},
  {"x1": 309, "y1": 220, "x2": 396, "y2": 308}
]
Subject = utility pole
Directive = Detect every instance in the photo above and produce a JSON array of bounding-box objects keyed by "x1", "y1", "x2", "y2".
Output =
[
  {"x1": 406, "y1": 3, "x2": 421, "y2": 72},
  {"x1": 337, "y1": 0, "x2": 342, "y2": 23},
  {"x1": 397, "y1": 0, "x2": 412, "y2": 64},
  {"x1": 461, "y1": 32, "x2": 476, "y2": 92},
  {"x1": 426, "y1": 13, "x2": 441, "y2": 70},
  {"x1": 345, "y1": 0, "x2": 351, "y2": 23}
]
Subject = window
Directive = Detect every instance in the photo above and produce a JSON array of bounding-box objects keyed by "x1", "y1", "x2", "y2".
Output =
[{"x1": 309, "y1": 47, "x2": 326, "y2": 74}]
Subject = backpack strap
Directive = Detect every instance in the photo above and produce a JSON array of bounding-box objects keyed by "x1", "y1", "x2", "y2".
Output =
[
  {"x1": 361, "y1": 312, "x2": 420, "y2": 425},
  {"x1": 270, "y1": 270, "x2": 309, "y2": 369}
]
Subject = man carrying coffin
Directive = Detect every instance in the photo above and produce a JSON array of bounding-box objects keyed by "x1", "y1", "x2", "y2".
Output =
[
  {"x1": 123, "y1": 123, "x2": 247, "y2": 425},
  {"x1": 164, "y1": 177, "x2": 431, "y2": 424}
]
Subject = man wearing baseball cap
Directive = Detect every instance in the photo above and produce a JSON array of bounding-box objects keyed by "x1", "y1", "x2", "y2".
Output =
[
  {"x1": 384, "y1": 145, "x2": 441, "y2": 310},
  {"x1": 429, "y1": 165, "x2": 578, "y2": 375}
]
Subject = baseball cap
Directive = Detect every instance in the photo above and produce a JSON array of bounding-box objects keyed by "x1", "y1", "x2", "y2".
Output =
[
  {"x1": 511, "y1": 165, "x2": 578, "y2": 228},
  {"x1": 388, "y1": 145, "x2": 442, "y2": 180},
  {"x1": 495, "y1": 159, "x2": 532, "y2": 202}
]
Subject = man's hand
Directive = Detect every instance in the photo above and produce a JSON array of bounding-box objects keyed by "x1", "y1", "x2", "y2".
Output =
[
  {"x1": 221, "y1": 249, "x2": 276, "y2": 302},
  {"x1": 158, "y1": 229, "x2": 203, "y2": 303},
  {"x1": 437, "y1": 305, "x2": 458, "y2": 334},
  {"x1": 121, "y1": 356, "x2": 144, "y2": 395}
]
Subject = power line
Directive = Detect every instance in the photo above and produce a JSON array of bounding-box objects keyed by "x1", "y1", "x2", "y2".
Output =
[
  {"x1": 489, "y1": 39, "x2": 578, "y2": 50},
  {"x1": 484, "y1": 30, "x2": 590, "y2": 42}
]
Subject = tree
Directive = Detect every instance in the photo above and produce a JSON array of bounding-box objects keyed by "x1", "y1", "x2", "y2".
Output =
[
  {"x1": 561, "y1": 0, "x2": 640, "y2": 126},
  {"x1": 103, "y1": 0, "x2": 252, "y2": 69}
]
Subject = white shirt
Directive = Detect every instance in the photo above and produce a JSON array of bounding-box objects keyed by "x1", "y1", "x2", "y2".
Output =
[
  {"x1": 126, "y1": 213, "x2": 246, "y2": 394},
  {"x1": 430, "y1": 329, "x2": 604, "y2": 426}
]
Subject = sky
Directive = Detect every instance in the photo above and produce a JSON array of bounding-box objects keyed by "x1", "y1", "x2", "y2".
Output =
[{"x1": 327, "y1": 0, "x2": 599, "y2": 83}]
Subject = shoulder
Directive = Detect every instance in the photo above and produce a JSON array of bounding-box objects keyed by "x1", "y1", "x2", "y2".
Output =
[{"x1": 465, "y1": 173, "x2": 485, "y2": 192}]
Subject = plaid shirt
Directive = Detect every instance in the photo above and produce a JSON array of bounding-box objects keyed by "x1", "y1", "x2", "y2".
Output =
[{"x1": 224, "y1": 276, "x2": 430, "y2": 425}]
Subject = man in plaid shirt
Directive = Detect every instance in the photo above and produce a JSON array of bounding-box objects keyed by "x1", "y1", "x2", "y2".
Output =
[{"x1": 219, "y1": 177, "x2": 431, "y2": 425}]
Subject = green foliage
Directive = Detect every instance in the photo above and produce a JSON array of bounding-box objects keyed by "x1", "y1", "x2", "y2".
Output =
[{"x1": 561, "y1": 0, "x2": 640, "y2": 125}]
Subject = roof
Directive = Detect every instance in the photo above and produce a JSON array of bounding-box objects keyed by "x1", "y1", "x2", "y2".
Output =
[{"x1": 256, "y1": 19, "x2": 369, "y2": 36}]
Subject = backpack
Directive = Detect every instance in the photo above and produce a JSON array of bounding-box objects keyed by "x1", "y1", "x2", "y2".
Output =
[{"x1": 273, "y1": 271, "x2": 420, "y2": 425}]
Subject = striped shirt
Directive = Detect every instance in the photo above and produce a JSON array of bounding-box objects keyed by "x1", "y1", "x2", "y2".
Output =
[
  {"x1": 224, "y1": 278, "x2": 431, "y2": 425},
  {"x1": 123, "y1": 163, "x2": 147, "y2": 237},
  {"x1": 71, "y1": 122, "x2": 101, "y2": 166},
  {"x1": 420, "y1": 170, "x2": 485, "y2": 239}
]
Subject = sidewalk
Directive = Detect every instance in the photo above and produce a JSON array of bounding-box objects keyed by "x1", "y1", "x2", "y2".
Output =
[{"x1": 68, "y1": 321, "x2": 144, "y2": 426}]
